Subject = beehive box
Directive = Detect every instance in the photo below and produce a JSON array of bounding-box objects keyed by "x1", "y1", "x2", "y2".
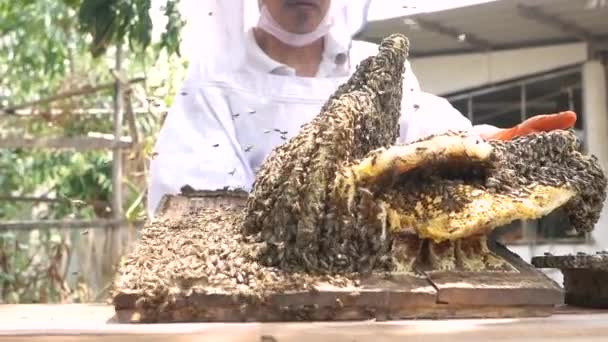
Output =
[{"x1": 112, "y1": 193, "x2": 563, "y2": 323}]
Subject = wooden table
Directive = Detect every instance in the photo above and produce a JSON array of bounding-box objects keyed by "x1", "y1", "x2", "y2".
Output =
[{"x1": 0, "y1": 305, "x2": 607, "y2": 342}]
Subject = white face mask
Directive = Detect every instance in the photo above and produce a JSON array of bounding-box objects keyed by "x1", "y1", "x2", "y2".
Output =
[{"x1": 257, "y1": 5, "x2": 334, "y2": 47}]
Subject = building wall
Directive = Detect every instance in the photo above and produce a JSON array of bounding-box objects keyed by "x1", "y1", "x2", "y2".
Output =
[{"x1": 410, "y1": 42, "x2": 589, "y2": 96}]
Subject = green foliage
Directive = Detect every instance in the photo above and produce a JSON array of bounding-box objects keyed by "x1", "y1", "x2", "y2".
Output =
[
  {"x1": 159, "y1": 0, "x2": 186, "y2": 57},
  {"x1": 0, "y1": 0, "x2": 98, "y2": 105},
  {"x1": 77, "y1": 0, "x2": 152, "y2": 57},
  {"x1": 0, "y1": 0, "x2": 188, "y2": 303},
  {"x1": 75, "y1": 0, "x2": 184, "y2": 58}
]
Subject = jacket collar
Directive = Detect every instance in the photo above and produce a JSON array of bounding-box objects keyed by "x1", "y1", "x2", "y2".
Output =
[{"x1": 244, "y1": 28, "x2": 350, "y2": 77}]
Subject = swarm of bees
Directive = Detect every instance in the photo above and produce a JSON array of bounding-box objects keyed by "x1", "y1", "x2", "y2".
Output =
[
  {"x1": 113, "y1": 34, "x2": 607, "y2": 318},
  {"x1": 243, "y1": 34, "x2": 606, "y2": 274}
]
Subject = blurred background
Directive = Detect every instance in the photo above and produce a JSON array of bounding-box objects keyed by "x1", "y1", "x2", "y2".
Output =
[{"x1": 1, "y1": 0, "x2": 607, "y2": 303}]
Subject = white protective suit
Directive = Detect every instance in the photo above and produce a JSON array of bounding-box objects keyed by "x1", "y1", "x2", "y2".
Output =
[{"x1": 148, "y1": 0, "x2": 495, "y2": 216}]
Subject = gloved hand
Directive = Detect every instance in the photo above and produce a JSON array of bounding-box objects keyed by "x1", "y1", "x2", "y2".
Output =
[{"x1": 481, "y1": 111, "x2": 577, "y2": 140}]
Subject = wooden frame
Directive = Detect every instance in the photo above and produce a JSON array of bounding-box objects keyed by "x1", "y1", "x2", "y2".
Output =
[{"x1": 112, "y1": 195, "x2": 564, "y2": 323}]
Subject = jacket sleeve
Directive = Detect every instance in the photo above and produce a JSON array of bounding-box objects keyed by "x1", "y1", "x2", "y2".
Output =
[
  {"x1": 398, "y1": 90, "x2": 473, "y2": 144},
  {"x1": 398, "y1": 62, "x2": 501, "y2": 143},
  {"x1": 147, "y1": 83, "x2": 254, "y2": 217}
]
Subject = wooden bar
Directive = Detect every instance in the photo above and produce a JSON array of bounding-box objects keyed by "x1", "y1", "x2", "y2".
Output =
[
  {"x1": 0, "y1": 219, "x2": 136, "y2": 231},
  {"x1": 114, "y1": 274, "x2": 439, "y2": 323},
  {"x1": 112, "y1": 45, "x2": 125, "y2": 222},
  {"x1": 111, "y1": 194, "x2": 564, "y2": 323},
  {"x1": 0, "y1": 78, "x2": 145, "y2": 116},
  {"x1": 4, "y1": 108, "x2": 157, "y2": 117},
  {"x1": 0, "y1": 196, "x2": 63, "y2": 203},
  {"x1": 425, "y1": 240, "x2": 564, "y2": 307},
  {"x1": 0, "y1": 305, "x2": 607, "y2": 342},
  {"x1": 0, "y1": 136, "x2": 132, "y2": 151}
]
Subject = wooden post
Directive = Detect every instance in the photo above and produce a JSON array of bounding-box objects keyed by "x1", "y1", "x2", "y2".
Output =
[
  {"x1": 104, "y1": 42, "x2": 126, "y2": 286},
  {"x1": 112, "y1": 44, "x2": 124, "y2": 220}
]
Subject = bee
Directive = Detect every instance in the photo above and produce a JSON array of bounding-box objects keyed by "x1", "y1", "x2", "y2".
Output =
[
  {"x1": 228, "y1": 168, "x2": 236, "y2": 176},
  {"x1": 244, "y1": 145, "x2": 254, "y2": 152},
  {"x1": 212, "y1": 143, "x2": 220, "y2": 148}
]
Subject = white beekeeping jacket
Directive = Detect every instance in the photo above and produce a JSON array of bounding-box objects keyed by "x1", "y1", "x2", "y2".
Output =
[{"x1": 148, "y1": 0, "x2": 481, "y2": 216}]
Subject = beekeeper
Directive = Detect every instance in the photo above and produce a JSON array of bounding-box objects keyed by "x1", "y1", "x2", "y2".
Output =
[{"x1": 147, "y1": 0, "x2": 575, "y2": 216}]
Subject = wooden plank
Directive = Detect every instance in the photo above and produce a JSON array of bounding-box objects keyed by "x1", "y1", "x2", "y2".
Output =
[
  {"x1": 114, "y1": 304, "x2": 556, "y2": 325},
  {"x1": 114, "y1": 274, "x2": 437, "y2": 323},
  {"x1": 113, "y1": 270, "x2": 560, "y2": 323},
  {"x1": 111, "y1": 47, "x2": 125, "y2": 222},
  {"x1": 153, "y1": 190, "x2": 250, "y2": 221},
  {"x1": 111, "y1": 67, "x2": 139, "y2": 146},
  {"x1": 0, "y1": 219, "x2": 137, "y2": 230},
  {"x1": 428, "y1": 272, "x2": 563, "y2": 306},
  {"x1": 0, "y1": 77, "x2": 145, "y2": 116},
  {"x1": 5, "y1": 108, "x2": 159, "y2": 117},
  {"x1": 2, "y1": 305, "x2": 608, "y2": 342},
  {"x1": 0, "y1": 196, "x2": 63, "y2": 203},
  {"x1": 0, "y1": 136, "x2": 132, "y2": 150},
  {"x1": 425, "y1": 242, "x2": 564, "y2": 307},
  {"x1": 118, "y1": 195, "x2": 564, "y2": 322},
  {"x1": 555, "y1": 304, "x2": 608, "y2": 315}
]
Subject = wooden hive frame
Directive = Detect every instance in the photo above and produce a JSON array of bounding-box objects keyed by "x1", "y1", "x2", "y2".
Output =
[{"x1": 113, "y1": 194, "x2": 564, "y2": 323}]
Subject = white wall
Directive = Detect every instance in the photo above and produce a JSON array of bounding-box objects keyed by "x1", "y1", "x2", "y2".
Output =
[{"x1": 410, "y1": 42, "x2": 589, "y2": 95}]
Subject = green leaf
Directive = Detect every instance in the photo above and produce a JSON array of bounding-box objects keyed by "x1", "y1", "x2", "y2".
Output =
[
  {"x1": 0, "y1": 272, "x2": 16, "y2": 283},
  {"x1": 1, "y1": 232, "x2": 17, "y2": 242}
]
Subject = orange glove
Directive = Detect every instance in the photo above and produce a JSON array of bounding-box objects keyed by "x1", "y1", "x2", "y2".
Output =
[{"x1": 482, "y1": 111, "x2": 577, "y2": 141}]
